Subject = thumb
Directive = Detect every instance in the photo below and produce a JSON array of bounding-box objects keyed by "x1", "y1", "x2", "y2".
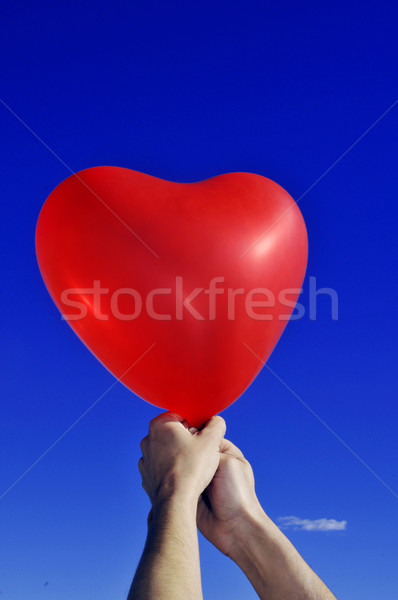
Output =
[
  {"x1": 219, "y1": 438, "x2": 245, "y2": 458},
  {"x1": 198, "y1": 416, "x2": 226, "y2": 442}
]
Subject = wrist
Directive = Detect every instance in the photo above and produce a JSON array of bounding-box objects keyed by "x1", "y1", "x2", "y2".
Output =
[
  {"x1": 152, "y1": 485, "x2": 198, "y2": 516},
  {"x1": 228, "y1": 505, "x2": 284, "y2": 565},
  {"x1": 153, "y1": 469, "x2": 202, "y2": 510}
]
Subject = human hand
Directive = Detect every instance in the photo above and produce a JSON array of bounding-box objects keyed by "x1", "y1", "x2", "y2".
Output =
[
  {"x1": 197, "y1": 438, "x2": 264, "y2": 559},
  {"x1": 197, "y1": 440, "x2": 338, "y2": 600},
  {"x1": 138, "y1": 412, "x2": 226, "y2": 510}
]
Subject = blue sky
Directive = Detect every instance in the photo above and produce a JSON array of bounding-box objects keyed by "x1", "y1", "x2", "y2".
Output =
[{"x1": 1, "y1": 1, "x2": 398, "y2": 598}]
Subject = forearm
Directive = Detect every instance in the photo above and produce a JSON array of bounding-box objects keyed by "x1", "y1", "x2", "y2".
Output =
[
  {"x1": 231, "y1": 508, "x2": 337, "y2": 600},
  {"x1": 128, "y1": 494, "x2": 203, "y2": 600}
]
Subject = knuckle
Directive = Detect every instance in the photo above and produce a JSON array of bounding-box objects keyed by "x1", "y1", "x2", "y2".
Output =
[
  {"x1": 167, "y1": 411, "x2": 183, "y2": 421},
  {"x1": 140, "y1": 436, "x2": 148, "y2": 453},
  {"x1": 148, "y1": 415, "x2": 162, "y2": 433}
]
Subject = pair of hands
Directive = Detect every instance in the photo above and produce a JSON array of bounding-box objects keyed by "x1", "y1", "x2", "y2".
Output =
[
  {"x1": 136, "y1": 413, "x2": 338, "y2": 600},
  {"x1": 138, "y1": 412, "x2": 262, "y2": 559}
]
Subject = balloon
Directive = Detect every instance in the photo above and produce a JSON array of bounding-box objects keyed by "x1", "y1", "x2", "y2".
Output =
[{"x1": 35, "y1": 167, "x2": 307, "y2": 427}]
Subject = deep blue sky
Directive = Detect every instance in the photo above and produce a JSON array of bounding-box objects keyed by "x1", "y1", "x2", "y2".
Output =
[{"x1": 1, "y1": 1, "x2": 397, "y2": 598}]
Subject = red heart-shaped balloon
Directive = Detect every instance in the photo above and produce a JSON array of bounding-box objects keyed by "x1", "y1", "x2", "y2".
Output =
[{"x1": 36, "y1": 167, "x2": 307, "y2": 427}]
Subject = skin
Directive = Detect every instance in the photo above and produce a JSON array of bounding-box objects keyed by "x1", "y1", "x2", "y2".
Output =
[{"x1": 128, "y1": 412, "x2": 337, "y2": 600}]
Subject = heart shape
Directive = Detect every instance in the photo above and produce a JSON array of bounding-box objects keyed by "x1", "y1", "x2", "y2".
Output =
[{"x1": 36, "y1": 167, "x2": 307, "y2": 427}]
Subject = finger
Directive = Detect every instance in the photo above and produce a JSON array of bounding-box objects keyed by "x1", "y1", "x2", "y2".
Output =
[
  {"x1": 141, "y1": 478, "x2": 149, "y2": 496},
  {"x1": 138, "y1": 456, "x2": 144, "y2": 474},
  {"x1": 180, "y1": 420, "x2": 199, "y2": 435},
  {"x1": 180, "y1": 418, "x2": 199, "y2": 433},
  {"x1": 219, "y1": 438, "x2": 245, "y2": 458},
  {"x1": 149, "y1": 411, "x2": 185, "y2": 433},
  {"x1": 165, "y1": 411, "x2": 187, "y2": 424},
  {"x1": 199, "y1": 415, "x2": 226, "y2": 441},
  {"x1": 140, "y1": 436, "x2": 148, "y2": 453}
]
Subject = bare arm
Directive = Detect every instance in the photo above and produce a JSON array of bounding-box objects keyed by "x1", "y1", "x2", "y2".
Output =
[
  {"x1": 229, "y1": 506, "x2": 337, "y2": 600},
  {"x1": 197, "y1": 439, "x2": 337, "y2": 600},
  {"x1": 127, "y1": 494, "x2": 201, "y2": 600},
  {"x1": 127, "y1": 412, "x2": 226, "y2": 600}
]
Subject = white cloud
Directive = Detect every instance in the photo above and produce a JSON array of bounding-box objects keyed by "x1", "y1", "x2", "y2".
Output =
[{"x1": 277, "y1": 516, "x2": 347, "y2": 532}]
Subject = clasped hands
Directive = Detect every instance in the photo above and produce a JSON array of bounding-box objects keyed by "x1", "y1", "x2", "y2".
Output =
[{"x1": 138, "y1": 412, "x2": 263, "y2": 560}]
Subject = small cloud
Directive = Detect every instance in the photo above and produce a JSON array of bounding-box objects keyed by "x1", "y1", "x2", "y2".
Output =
[{"x1": 278, "y1": 516, "x2": 347, "y2": 532}]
